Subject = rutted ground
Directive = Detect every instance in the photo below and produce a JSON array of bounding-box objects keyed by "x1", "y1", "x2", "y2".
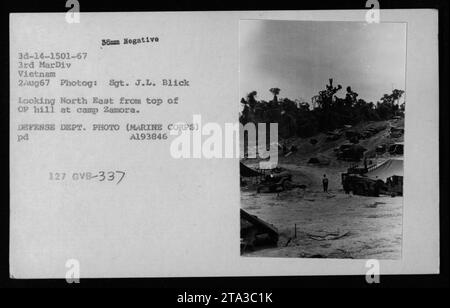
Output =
[
  {"x1": 241, "y1": 119, "x2": 403, "y2": 259},
  {"x1": 241, "y1": 186, "x2": 402, "y2": 259}
]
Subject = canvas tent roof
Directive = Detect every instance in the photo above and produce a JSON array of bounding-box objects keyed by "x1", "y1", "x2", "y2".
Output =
[
  {"x1": 240, "y1": 209, "x2": 278, "y2": 237},
  {"x1": 259, "y1": 161, "x2": 278, "y2": 170},
  {"x1": 366, "y1": 159, "x2": 403, "y2": 180},
  {"x1": 240, "y1": 162, "x2": 263, "y2": 177}
]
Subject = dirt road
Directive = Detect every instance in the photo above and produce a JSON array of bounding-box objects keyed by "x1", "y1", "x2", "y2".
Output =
[{"x1": 241, "y1": 163, "x2": 403, "y2": 259}]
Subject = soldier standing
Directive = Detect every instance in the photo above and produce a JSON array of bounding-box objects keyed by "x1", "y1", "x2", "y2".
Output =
[
  {"x1": 322, "y1": 174, "x2": 329, "y2": 193},
  {"x1": 343, "y1": 177, "x2": 351, "y2": 194}
]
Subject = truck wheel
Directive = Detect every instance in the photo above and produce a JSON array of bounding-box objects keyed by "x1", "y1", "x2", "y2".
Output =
[{"x1": 283, "y1": 180, "x2": 293, "y2": 190}]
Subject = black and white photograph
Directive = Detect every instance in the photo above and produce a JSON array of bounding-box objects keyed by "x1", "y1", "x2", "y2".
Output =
[
  {"x1": 3, "y1": 1, "x2": 445, "y2": 290},
  {"x1": 240, "y1": 20, "x2": 407, "y2": 259}
]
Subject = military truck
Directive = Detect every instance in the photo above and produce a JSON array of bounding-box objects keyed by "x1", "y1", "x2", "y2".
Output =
[
  {"x1": 376, "y1": 144, "x2": 387, "y2": 154},
  {"x1": 388, "y1": 142, "x2": 404, "y2": 155},
  {"x1": 385, "y1": 175, "x2": 403, "y2": 196},
  {"x1": 257, "y1": 170, "x2": 293, "y2": 193},
  {"x1": 335, "y1": 144, "x2": 367, "y2": 161},
  {"x1": 341, "y1": 173, "x2": 385, "y2": 197}
]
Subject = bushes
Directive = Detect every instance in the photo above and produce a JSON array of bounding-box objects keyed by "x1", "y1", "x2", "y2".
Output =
[{"x1": 239, "y1": 82, "x2": 404, "y2": 139}]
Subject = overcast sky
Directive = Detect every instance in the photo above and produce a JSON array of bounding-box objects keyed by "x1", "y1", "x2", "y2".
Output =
[{"x1": 240, "y1": 20, "x2": 407, "y2": 104}]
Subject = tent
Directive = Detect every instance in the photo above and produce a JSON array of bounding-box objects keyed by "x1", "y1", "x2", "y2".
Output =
[
  {"x1": 240, "y1": 162, "x2": 263, "y2": 177},
  {"x1": 366, "y1": 159, "x2": 403, "y2": 181},
  {"x1": 240, "y1": 209, "x2": 278, "y2": 249},
  {"x1": 308, "y1": 157, "x2": 320, "y2": 164}
]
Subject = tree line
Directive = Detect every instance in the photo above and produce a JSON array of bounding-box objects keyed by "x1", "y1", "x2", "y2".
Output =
[{"x1": 239, "y1": 78, "x2": 405, "y2": 139}]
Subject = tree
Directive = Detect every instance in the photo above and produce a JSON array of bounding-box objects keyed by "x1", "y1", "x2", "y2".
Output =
[
  {"x1": 380, "y1": 89, "x2": 404, "y2": 106},
  {"x1": 239, "y1": 79, "x2": 404, "y2": 139},
  {"x1": 391, "y1": 89, "x2": 405, "y2": 106},
  {"x1": 269, "y1": 88, "x2": 280, "y2": 103},
  {"x1": 317, "y1": 78, "x2": 341, "y2": 109},
  {"x1": 345, "y1": 86, "x2": 358, "y2": 107},
  {"x1": 246, "y1": 91, "x2": 258, "y2": 108}
]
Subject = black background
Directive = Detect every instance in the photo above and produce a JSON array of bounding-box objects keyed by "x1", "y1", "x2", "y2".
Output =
[{"x1": 0, "y1": 0, "x2": 448, "y2": 290}]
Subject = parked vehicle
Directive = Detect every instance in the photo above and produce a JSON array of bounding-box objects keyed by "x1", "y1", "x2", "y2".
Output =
[
  {"x1": 336, "y1": 144, "x2": 366, "y2": 161},
  {"x1": 389, "y1": 142, "x2": 404, "y2": 155},
  {"x1": 341, "y1": 173, "x2": 385, "y2": 197},
  {"x1": 376, "y1": 144, "x2": 387, "y2": 154},
  {"x1": 257, "y1": 170, "x2": 293, "y2": 193}
]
